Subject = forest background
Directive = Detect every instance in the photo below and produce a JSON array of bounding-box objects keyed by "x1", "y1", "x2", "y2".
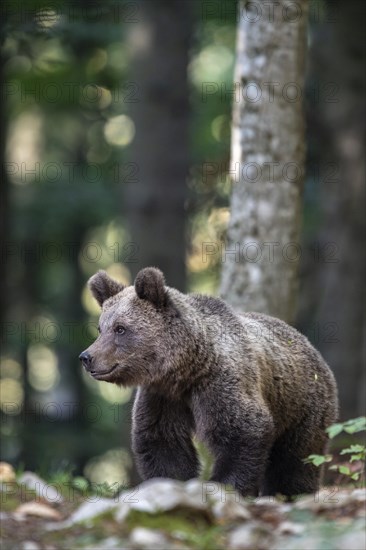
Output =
[{"x1": 0, "y1": 0, "x2": 364, "y2": 491}]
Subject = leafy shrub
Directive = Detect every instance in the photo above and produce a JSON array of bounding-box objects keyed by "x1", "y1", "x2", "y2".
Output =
[{"x1": 305, "y1": 417, "x2": 366, "y2": 486}]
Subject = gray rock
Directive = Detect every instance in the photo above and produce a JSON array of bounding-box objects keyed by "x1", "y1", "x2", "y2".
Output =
[
  {"x1": 228, "y1": 521, "x2": 273, "y2": 550},
  {"x1": 45, "y1": 497, "x2": 118, "y2": 530},
  {"x1": 67, "y1": 497, "x2": 118, "y2": 524},
  {"x1": 228, "y1": 524, "x2": 258, "y2": 550},
  {"x1": 122, "y1": 478, "x2": 207, "y2": 514},
  {"x1": 254, "y1": 496, "x2": 291, "y2": 514},
  {"x1": 184, "y1": 478, "x2": 209, "y2": 507},
  {"x1": 294, "y1": 488, "x2": 366, "y2": 511},
  {"x1": 114, "y1": 501, "x2": 131, "y2": 523},
  {"x1": 351, "y1": 488, "x2": 366, "y2": 503},
  {"x1": 18, "y1": 472, "x2": 63, "y2": 504},
  {"x1": 211, "y1": 494, "x2": 251, "y2": 521},
  {"x1": 129, "y1": 527, "x2": 168, "y2": 548},
  {"x1": 21, "y1": 542, "x2": 40, "y2": 550}
]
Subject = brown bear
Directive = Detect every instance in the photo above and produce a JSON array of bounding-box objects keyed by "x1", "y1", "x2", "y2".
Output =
[{"x1": 79, "y1": 267, "x2": 338, "y2": 498}]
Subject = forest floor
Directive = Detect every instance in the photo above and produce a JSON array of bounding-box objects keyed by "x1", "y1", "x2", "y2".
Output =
[{"x1": 0, "y1": 466, "x2": 365, "y2": 550}]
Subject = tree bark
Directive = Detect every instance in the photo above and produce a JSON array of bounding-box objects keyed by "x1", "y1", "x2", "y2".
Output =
[
  {"x1": 220, "y1": 0, "x2": 309, "y2": 323},
  {"x1": 125, "y1": 0, "x2": 191, "y2": 291}
]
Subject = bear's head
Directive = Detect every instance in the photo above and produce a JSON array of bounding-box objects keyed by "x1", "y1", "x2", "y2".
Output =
[{"x1": 79, "y1": 267, "x2": 192, "y2": 390}]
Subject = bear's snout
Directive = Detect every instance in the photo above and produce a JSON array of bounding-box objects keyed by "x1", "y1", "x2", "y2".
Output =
[{"x1": 79, "y1": 350, "x2": 92, "y2": 370}]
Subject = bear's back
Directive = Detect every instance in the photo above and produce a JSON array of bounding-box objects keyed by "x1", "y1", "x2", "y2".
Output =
[{"x1": 186, "y1": 294, "x2": 337, "y2": 433}]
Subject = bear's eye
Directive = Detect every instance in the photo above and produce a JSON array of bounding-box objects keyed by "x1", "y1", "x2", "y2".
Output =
[{"x1": 114, "y1": 325, "x2": 126, "y2": 335}]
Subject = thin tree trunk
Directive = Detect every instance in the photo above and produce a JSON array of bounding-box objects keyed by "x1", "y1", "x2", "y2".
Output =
[
  {"x1": 220, "y1": 0, "x2": 309, "y2": 323},
  {"x1": 125, "y1": 0, "x2": 191, "y2": 291}
]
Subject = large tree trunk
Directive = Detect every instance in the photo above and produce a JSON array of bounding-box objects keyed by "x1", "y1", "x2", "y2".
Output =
[
  {"x1": 125, "y1": 0, "x2": 191, "y2": 291},
  {"x1": 220, "y1": 0, "x2": 309, "y2": 323},
  {"x1": 297, "y1": 0, "x2": 365, "y2": 419}
]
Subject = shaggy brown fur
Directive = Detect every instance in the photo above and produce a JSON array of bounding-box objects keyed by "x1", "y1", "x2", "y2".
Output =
[{"x1": 80, "y1": 267, "x2": 338, "y2": 497}]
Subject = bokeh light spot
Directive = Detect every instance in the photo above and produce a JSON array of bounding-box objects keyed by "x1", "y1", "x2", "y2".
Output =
[
  {"x1": 27, "y1": 345, "x2": 60, "y2": 392},
  {"x1": 0, "y1": 379, "x2": 24, "y2": 413},
  {"x1": 84, "y1": 448, "x2": 131, "y2": 487},
  {"x1": 104, "y1": 115, "x2": 135, "y2": 147}
]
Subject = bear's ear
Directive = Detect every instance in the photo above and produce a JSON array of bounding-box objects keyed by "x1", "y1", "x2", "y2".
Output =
[
  {"x1": 88, "y1": 271, "x2": 125, "y2": 307},
  {"x1": 135, "y1": 267, "x2": 166, "y2": 308}
]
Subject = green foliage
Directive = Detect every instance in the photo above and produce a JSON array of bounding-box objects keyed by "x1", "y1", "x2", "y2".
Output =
[
  {"x1": 340, "y1": 444, "x2": 365, "y2": 460},
  {"x1": 305, "y1": 417, "x2": 366, "y2": 486},
  {"x1": 304, "y1": 454, "x2": 332, "y2": 467},
  {"x1": 46, "y1": 470, "x2": 120, "y2": 499},
  {"x1": 328, "y1": 464, "x2": 361, "y2": 481},
  {"x1": 326, "y1": 417, "x2": 366, "y2": 438}
]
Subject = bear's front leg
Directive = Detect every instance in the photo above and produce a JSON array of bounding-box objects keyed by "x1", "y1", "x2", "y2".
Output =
[
  {"x1": 132, "y1": 387, "x2": 200, "y2": 481},
  {"x1": 193, "y1": 386, "x2": 274, "y2": 496}
]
